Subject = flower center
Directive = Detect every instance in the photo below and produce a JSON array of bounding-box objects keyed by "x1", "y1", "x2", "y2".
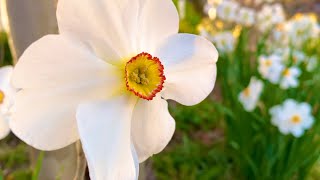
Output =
[
  {"x1": 125, "y1": 52, "x2": 165, "y2": 100},
  {"x1": 291, "y1": 115, "x2": 301, "y2": 124},
  {"x1": 283, "y1": 68, "x2": 291, "y2": 77},
  {"x1": 0, "y1": 90, "x2": 4, "y2": 104},
  {"x1": 243, "y1": 88, "x2": 251, "y2": 97},
  {"x1": 264, "y1": 59, "x2": 272, "y2": 67}
]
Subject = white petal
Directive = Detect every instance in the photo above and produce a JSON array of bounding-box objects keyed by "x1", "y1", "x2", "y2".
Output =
[
  {"x1": 132, "y1": 96, "x2": 175, "y2": 162},
  {"x1": 0, "y1": 115, "x2": 10, "y2": 140},
  {"x1": 13, "y1": 35, "x2": 116, "y2": 89},
  {"x1": 0, "y1": 66, "x2": 16, "y2": 106},
  {"x1": 292, "y1": 127, "x2": 304, "y2": 137},
  {"x1": 138, "y1": 0, "x2": 179, "y2": 53},
  {"x1": 10, "y1": 77, "x2": 117, "y2": 150},
  {"x1": 77, "y1": 96, "x2": 138, "y2": 180},
  {"x1": 0, "y1": 66, "x2": 13, "y2": 90},
  {"x1": 155, "y1": 34, "x2": 218, "y2": 106},
  {"x1": 57, "y1": 0, "x2": 137, "y2": 61}
]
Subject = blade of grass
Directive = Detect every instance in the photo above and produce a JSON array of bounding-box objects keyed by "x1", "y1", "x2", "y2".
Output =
[{"x1": 32, "y1": 151, "x2": 45, "y2": 180}]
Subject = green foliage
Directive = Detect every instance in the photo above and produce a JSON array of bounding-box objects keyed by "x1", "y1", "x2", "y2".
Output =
[
  {"x1": 153, "y1": 99, "x2": 232, "y2": 180},
  {"x1": 0, "y1": 32, "x2": 13, "y2": 66}
]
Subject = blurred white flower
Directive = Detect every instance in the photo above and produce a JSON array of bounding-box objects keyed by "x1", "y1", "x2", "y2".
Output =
[
  {"x1": 0, "y1": 66, "x2": 16, "y2": 140},
  {"x1": 271, "y1": 24, "x2": 289, "y2": 48},
  {"x1": 236, "y1": 7, "x2": 255, "y2": 26},
  {"x1": 10, "y1": 0, "x2": 218, "y2": 179},
  {"x1": 286, "y1": 13, "x2": 320, "y2": 48},
  {"x1": 291, "y1": 50, "x2": 306, "y2": 65},
  {"x1": 199, "y1": 28, "x2": 214, "y2": 42},
  {"x1": 258, "y1": 54, "x2": 284, "y2": 84},
  {"x1": 238, "y1": 77, "x2": 264, "y2": 112},
  {"x1": 306, "y1": 56, "x2": 318, "y2": 72},
  {"x1": 280, "y1": 67, "x2": 301, "y2": 89},
  {"x1": 257, "y1": 4, "x2": 285, "y2": 32},
  {"x1": 216, "y1": 0, "x2": 239, "y2": 22},
  {"x1": 212, "y1": 31, "x2": 235, "y2": 53},
  {"x1": 255, "y1": 0, "x2": 275, "y2": 5},
  {"x1": 276, "y1": 48, "x2": 306, "y2": 65},
  {"x1": 270, "y1": 99, "x2": 314, "y2": 137}
]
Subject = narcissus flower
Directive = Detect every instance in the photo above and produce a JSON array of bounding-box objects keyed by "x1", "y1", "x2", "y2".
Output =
[
  {"x1": 0, "y1": 66, "x2": 16, "y2": 139},
  {"x1": 216, "y1": 0, "x2": 239, "y2": 22},
  {"x1": 280, "y1": 67, "x2": 301, "y2": 89},
  {"x1": 236, "y1": 7, "x2": 255, "y2": 26},
  {"x1": 212, "y1": 31, "x2": 236, "y2": 53},
  {"x1": 270, "y1": 99, "x2": 314, "y2": 137},
  {"x1": 258, "y1": 54, "x2": 284, "y2": 84},
  {"x1": 10, "y1": 0, "x2": 218, "y2": 179},
  {"x1": 238, "y1": 77, "x2": 263, "y2": 112}
]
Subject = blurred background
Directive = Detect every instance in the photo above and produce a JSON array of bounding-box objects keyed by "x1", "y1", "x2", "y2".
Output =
[{"x1": 0, "y1": 0, "x2": 320, "y2": 180}]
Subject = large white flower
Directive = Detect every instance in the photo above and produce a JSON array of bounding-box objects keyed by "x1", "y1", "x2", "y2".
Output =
[
  {"x1": 270, "y1": 99, "x2": 314, "y2": 137},
  {"x1": 258, "y1": 54, "x2": 284, "y2": 84},
  {"x1": 238, "y1": 77, "x2": 264, "y2": 112},
  {"x1": 280, "y1": 67, "x2": 301, "y2": 89},
  {"x1": 0, "y1": 66, "x2": 16, "y2": 139},
  {"x1": 10, "y1": 0, "x2": 218, "y2": 179}
]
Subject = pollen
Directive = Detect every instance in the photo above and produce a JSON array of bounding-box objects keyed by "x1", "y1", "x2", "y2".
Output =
[
  {"x1": 0, "y1": 90, "x2": 4, "y2": 104},
  {"x1": 125, "y1": 52, "x2": 165, "y2": 100},
  {"x1": 291, "y1": 115, "x2": 301, "y2": 124}
]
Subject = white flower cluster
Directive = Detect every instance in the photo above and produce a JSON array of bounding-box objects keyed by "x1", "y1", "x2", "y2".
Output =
[
  {"x1": 270, "y1": 14, "x2": 320, "y2": 49},
  {"x1": 256, "y1": 4, "x2": 285, "y2": 32},
  {"x1": 215, "y1": 0, "x2": 256, "y2": 26},
  {"x1": 204, "y1": 0, "x2": 285, "y2": 30},
  {"x1": 238, "y1": 76, "x2": 315, "y2": 137},
  {"x1": 258, "y1": 53, "x2": 304, "y2": 89}
]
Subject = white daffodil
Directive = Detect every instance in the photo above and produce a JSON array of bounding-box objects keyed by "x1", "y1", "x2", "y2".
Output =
[
  {"x1": 0, "y1": 66, "x2": 16, "y2": 139},
  {"x1": 280, "y1": 67, "x2": 301, "y2": 89},
  {"x1": 257, "y1": 4, "x2": 285, "y2": 32},
  {"x1": 236, "y1": 7, "x2": 255, "y2": 26},
  {"x1": 10, "y1": 0, "x2": 218, "y2": 179},
  {"x1": 258, "y1": 54, "x2": 284, "y2": 84},
  {"x1": 238, "y1": 77, "x2": 264, "y2": 112},
  {"x1": 212, "y1": 31, "x2": 236, "y2": 53},
  {"x1": 270, "y1": 99, "x2": 314, "y2": 137},
  {"x1": 216, "y1": 0, "x2": 239, "y2": 22},
  {"x1": 286, "y1": 13, "x2": 320, "y2": 48}
]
